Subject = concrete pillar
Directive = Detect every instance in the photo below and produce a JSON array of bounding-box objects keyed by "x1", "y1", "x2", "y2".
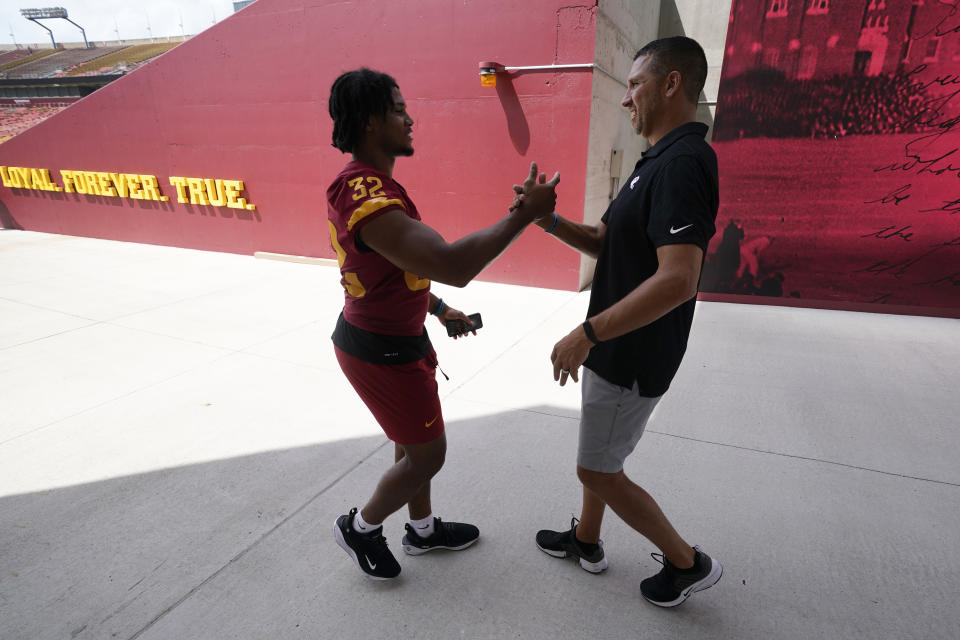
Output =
[{"x1": 579, "y1": 0, "x2": 732, "y2": 290}]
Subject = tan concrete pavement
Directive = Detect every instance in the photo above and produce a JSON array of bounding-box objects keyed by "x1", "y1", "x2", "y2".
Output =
[{"x1": 1, "y1": 230, "x2": 958, "y2": 640}]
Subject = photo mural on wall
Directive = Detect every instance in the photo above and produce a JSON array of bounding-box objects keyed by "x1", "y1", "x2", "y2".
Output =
[{"x1": 704, "y1": 0, "x2": 960, "y2": 316}]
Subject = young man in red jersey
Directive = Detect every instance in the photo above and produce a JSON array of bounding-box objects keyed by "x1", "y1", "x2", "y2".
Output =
[{"x1": 327, "y1": 68, "x2": 558, "y2": 579}]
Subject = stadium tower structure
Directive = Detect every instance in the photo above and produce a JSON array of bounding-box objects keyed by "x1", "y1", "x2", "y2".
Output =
[{"x1": 20, "y1": 7, "x2": 89, "y2": 49}]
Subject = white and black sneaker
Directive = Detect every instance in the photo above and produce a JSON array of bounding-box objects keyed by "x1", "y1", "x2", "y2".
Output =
[
  {"x1": 333, "y1": 507, "x2": 401, "y2": 580},
  {"x1": 401, "y1": 517, "x2": 479, "y2": 555},
  {"x1": 535, "y1": 517, "x2": 608, "y2": 573},
  {"x1": 640, "y1": 545, "x2": 722, "y2": 607}
]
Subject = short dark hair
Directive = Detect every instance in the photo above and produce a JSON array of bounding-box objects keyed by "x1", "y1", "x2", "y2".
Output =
[
  {"x1": 634, "y1": 36, "x2": 707, "y2": 104},
  {"x1": 328, "y1": 68, "x2": 398, "y2": 153}
]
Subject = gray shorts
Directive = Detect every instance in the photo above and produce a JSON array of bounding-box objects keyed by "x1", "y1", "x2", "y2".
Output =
[{"x1": 578, "y1": 368, "x2": 662, "y2": 473}]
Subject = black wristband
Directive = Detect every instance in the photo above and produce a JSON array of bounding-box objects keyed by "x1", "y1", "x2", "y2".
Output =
[{"x1": 582, "y1": 319, "x2": 600, "y2": 344}]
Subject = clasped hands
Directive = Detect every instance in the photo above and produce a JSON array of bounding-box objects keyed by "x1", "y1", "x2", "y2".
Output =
[{"x1": 510, "y1": 162, "x2": 559, "y2": 222}]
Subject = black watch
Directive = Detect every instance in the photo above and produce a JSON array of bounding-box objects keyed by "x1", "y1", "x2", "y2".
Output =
[{"x1": 582, "y1": 319, "x2": 600, "y2": 345}]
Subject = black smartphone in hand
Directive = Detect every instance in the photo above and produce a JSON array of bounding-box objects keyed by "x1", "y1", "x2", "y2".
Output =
[{"x1": 446, "y1": 313, "x2": 482, "y2": 337}]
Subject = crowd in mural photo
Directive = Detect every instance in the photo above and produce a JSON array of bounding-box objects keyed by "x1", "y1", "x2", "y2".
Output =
[
  {"x1": 712, "y1": 69, "x2": 931, "y2": 140},
  {"x1": 703, "y1": 0, "x2": 960, "y2": 311}
]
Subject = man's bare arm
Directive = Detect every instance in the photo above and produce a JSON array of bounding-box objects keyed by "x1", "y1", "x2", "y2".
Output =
[
  {"x1": 512, "y1": 181, "x2": 606, "y2": 258},
  {"x1": 533, "y1": 214, "x2": 606, "y2": 259},
  {"x1": 588, "y1": 243, "x2": 702, "y2": 339},
  {"x1": 550, "y1": 243, "x2": 704, "y2": 384},
  {"x1": 360, "y1": 164, "x2": 558, "y2": 287}
]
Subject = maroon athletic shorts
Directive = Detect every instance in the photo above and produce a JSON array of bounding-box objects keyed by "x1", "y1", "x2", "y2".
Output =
[{"x1": 334, "y1": 345, "x2": 445, "y2": 445}]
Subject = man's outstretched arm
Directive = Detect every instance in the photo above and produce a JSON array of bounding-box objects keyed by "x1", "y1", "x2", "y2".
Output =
[
  {"x1": 360, "y1": 163, "x2": 559, "y2": 288},
  {"x1": 532, "y1": 214, "x2": 606, "y2": 259},
  {"x1": 512, "y1": 181, "x2": 606, "y2": 258}
]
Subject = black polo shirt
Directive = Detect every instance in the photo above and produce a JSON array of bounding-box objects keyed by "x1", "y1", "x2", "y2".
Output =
[{"x1": 583, "y1": 122, "x2": 719, "y2": 397}]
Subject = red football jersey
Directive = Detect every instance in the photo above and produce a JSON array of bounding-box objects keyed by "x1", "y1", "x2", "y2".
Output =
[{"x1": 327, "y1": 160, "x2": 431, "y2": 336}]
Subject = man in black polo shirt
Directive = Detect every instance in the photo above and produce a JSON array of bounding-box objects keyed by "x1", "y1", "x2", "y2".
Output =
[{"x1": 525, "y1": 36, "x2": 722, "y2": 607}]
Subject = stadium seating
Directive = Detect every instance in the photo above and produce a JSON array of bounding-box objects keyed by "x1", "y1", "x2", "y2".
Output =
[
  {"x1": 66, "y1": 43, "x2": 181, "y2": 76},
  {"x1": 0, "y1": 105, "x2": 69, "y2": 143},
  {"x1": 0, "y1": 41, "x2": 184, "y2": 143},
  {"x1": 0, "y1": 48, "x2": 58, "y2": 74},
  {"x1": 0, "y1": 49, "x2": 35, "y2": 66},
  {"x1": 3, "y1": 46, "x2": 126, "y2": 78}
]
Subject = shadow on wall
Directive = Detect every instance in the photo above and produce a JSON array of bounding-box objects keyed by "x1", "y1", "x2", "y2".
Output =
[
  {"x1": 658, "y1": 0, "x2": 716, "y2": 134},
  {"x1": 495, "y1": 74, "x2": 531, "y2": 155},
  {"x1": 0, "y1": 199, "x2": 21, "y2": 229}
]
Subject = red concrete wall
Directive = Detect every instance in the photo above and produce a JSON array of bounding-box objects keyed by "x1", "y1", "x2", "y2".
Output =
[{"x1": 0, "y1": 0, "x2": 597, "y2": 290}]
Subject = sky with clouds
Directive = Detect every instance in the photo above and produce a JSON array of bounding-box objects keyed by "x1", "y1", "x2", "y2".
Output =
[{"x1": 2, "y1": 1, "x2": 249, "y2": 47}]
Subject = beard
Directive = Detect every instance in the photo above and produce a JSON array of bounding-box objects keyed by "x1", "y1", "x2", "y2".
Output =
[{"x1": 390, "y1": 138, "x2": 415, "y2": 157}]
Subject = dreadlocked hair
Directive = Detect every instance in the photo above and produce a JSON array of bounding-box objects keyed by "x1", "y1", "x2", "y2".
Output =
[{"x1": 328, "y1": 68, "x2": 398, "y2": 153}]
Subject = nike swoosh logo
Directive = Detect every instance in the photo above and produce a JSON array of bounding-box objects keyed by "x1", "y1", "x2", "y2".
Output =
[
  {"x1": 425, "y1": 416, "x2": 438, "y2": 428},
  {"x1": 630, "y1": 176, "x2": 639, "y2": 189},
  {"x1": 365, "y1": 555, "x2": 377, "y2": 570},
  {"x1": 670, "y1": 224, "x2": 693, "y2": 234}
]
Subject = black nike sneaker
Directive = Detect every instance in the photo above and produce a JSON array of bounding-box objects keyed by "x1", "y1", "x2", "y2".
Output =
[
  {"x1": 640, "y1": 545, "x2": 722, "y2": 607},
  {"x1": 535, "y1": 517, "x2": 608, "y2": 573},
  {"x1": 333, "y1": 508, "x2": 401, "y2": 580},
  {"x1": 401, "y1": 517, "x2": 479, "y2": 555}
]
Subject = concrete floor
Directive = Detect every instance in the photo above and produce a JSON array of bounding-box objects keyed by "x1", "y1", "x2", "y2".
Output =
[{"x1": 1, "y1": 229, "x2": 958, "y2": 640}]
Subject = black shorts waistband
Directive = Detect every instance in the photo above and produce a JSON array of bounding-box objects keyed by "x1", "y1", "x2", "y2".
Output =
[{"x1": 331, "y1": 313, "x2": 433, "y2": 365}]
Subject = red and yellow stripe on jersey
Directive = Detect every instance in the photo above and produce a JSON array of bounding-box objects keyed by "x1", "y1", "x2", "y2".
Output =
[{"x1": 326, "y1": 160, "x2": 431, "y2": 336}]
